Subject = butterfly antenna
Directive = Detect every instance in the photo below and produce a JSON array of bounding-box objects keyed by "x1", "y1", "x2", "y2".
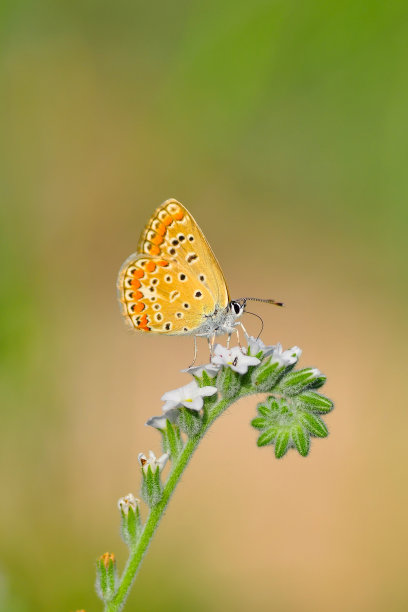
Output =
[
  {"x1": 243, "y1": 310, "x2": 264, "y2": 340},
  {"x1": 238, "y1": 297, "x2": 284, "y2": 307}
]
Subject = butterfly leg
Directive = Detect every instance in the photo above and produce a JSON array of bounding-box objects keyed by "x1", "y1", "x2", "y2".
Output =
[
  {"x1": 239, "y1": 321, "x2": 249, "y2": 339},
  {"x1": 188, "y1": 336, "x2": 198, "y2": 368},
  {"x1": 207, "y1": 334, "x2": 216, "y2": 360},
  {"x1": 234, "y1": 324, "x2": 249, "y2": 352},
  {"x1": 227, "y1": 333, "x2": 232, "y2": 349}
]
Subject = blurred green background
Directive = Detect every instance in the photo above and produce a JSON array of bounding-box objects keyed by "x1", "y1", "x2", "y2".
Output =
[{"x1": 1, "y1": 1, "x2": 407, "y2": 610}]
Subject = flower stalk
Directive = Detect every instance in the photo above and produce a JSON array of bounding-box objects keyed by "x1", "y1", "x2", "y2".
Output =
[
  {"x1": 105, "y1": 394, "x2": 234, "y2": 612},
  {"x1": 93, "y1": 337, "x2": 334, "y2": 612}
]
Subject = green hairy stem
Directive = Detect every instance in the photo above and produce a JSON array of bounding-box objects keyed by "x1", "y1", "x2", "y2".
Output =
[{"x1": 105, "y1": 396, "x2": 232, "y2": 612}]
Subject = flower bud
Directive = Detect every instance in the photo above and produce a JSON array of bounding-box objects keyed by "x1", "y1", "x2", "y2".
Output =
[
  {"x1": 138, "y1": 451, "x2": 168, "y2": 506},
  {"x1": 95, "y1": 552, "x2": 117, "y2": 602},
  {"x1": 296, "y1": 391, "x2": 333, "y2": 413},
  {"x1": 118, "y1": 494, "x2": 142, "y2": 549},
  {"x1": 178, "y1": 406, "x2": 203, "y2": 437},
  {"x1": 278, "y1": 368, "x2": 326, "y2": 397},
  {"x1": 251, "y1": 357, "x2": 284, "y2": 392},
  {"x1": 216, "y1": 367, "x2": 241, "y2": 399}
]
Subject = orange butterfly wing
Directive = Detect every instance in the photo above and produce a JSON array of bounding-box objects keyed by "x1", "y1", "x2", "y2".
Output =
[{"x1": 117, "y1": 199, "x2": 229, "y2": 335}]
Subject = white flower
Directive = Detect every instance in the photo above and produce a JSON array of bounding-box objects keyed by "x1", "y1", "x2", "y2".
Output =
[
  {"x1": 182, "y1": 363, "x2": 220, "y2": 378},
  {"x1": 146, "y1": 409, "x2": 179, "y2": 430},
  {"x1": 211, "y1": 344, "x2": 260, "y2": 374},
  {"x1": 138, "y1": 450, "x2": 169, "y2": 474},
  {"x1": 161, "y1": 381, "x2": 217, "y2": 412},
  {"x1": 246, "y1": 335, "x2": 276, "y2": 357},
  {"x1": 117, "y1": 493, "x2": 140, "y2": 514},
  {"x1": 270, "y1": 343, "x2": 302, "y2": 367}
]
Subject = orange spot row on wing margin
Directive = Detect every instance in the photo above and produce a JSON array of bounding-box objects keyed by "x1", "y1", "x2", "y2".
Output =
[
  {"x1": 132, "y1": 269, "x2": 144, "y2": 279},
  {"x1": 139, "y1": 314, "x2": 148, "y2": 326},
  {"x1": 173, "y1": 209, "x2": 184, "y2": 221},
  {"x1": 156, "y1": 223, "x2": 166, "y2": 236},
  {"x1": 145, "y1": 261, "x2": 156, "y2": 273},
  {"x1": 151, "y1": 234, "x2": 164, "y2": 246},
  {"x1": 134, "y1": 302, "x2": 145, "y2": 313}
]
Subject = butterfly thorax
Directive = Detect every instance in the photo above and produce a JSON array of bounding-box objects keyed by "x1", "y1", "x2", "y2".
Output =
[{"x1": 191, "y1": 302, "x2": 244, "y2": 338}]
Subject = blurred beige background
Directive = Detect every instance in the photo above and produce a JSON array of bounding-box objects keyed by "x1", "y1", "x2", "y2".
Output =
[{"x1": 1, "y1": 1, "x2": 407, "y2": 610}]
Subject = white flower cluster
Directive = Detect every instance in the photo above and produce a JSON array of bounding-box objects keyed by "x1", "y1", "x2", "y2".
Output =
[
  {"x1": 145, "y1": 337, "x2": 302, "y2": 431},
  {"x1": 162, "y1": 380, "x2": 218, "y2": 412}
]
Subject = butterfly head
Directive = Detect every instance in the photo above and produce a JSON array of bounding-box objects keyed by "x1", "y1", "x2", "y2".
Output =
[{"x1": 226, "y1": 296, "x2": 284, "y2": 336}]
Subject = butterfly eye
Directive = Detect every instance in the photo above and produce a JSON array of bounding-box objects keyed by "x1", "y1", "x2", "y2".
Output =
[{"x1": 231, "y1": 301, "x2": 241, "y2": 315}]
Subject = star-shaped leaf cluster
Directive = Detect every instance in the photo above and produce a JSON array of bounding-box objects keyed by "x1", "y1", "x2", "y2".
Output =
[{"x1": 251, "y1": 391, "x2": 333, "y2": 458}]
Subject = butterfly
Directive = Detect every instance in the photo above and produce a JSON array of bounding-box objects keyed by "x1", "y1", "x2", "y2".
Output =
[{"x1": 117, "y1": 199, "x2": 282, "y2": 351}]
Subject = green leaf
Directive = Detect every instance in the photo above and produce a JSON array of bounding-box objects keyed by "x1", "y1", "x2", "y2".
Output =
[
  {"x1": 257, "y1": 428, "x2": 277, "y2": 446},
  {"x1": 251, "y1": 417, "x2": 267, "y2": 429},
  {"x1": 299, "y1": 412, "x2": 328, "y2": 437},
  {"x1": 291, "y1": 425, "x2": 310, "y2": 457},
  {"x1": 275, "y1": 430, "x2": 290, "y2": 458},
  {"x1": 297, "y1": 391, "x2": 333, "y2": 413}
]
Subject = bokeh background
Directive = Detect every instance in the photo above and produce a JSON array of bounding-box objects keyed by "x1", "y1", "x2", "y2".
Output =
[{"x1": 1, "y1": 1, "x2": 407, "y2": 610}]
